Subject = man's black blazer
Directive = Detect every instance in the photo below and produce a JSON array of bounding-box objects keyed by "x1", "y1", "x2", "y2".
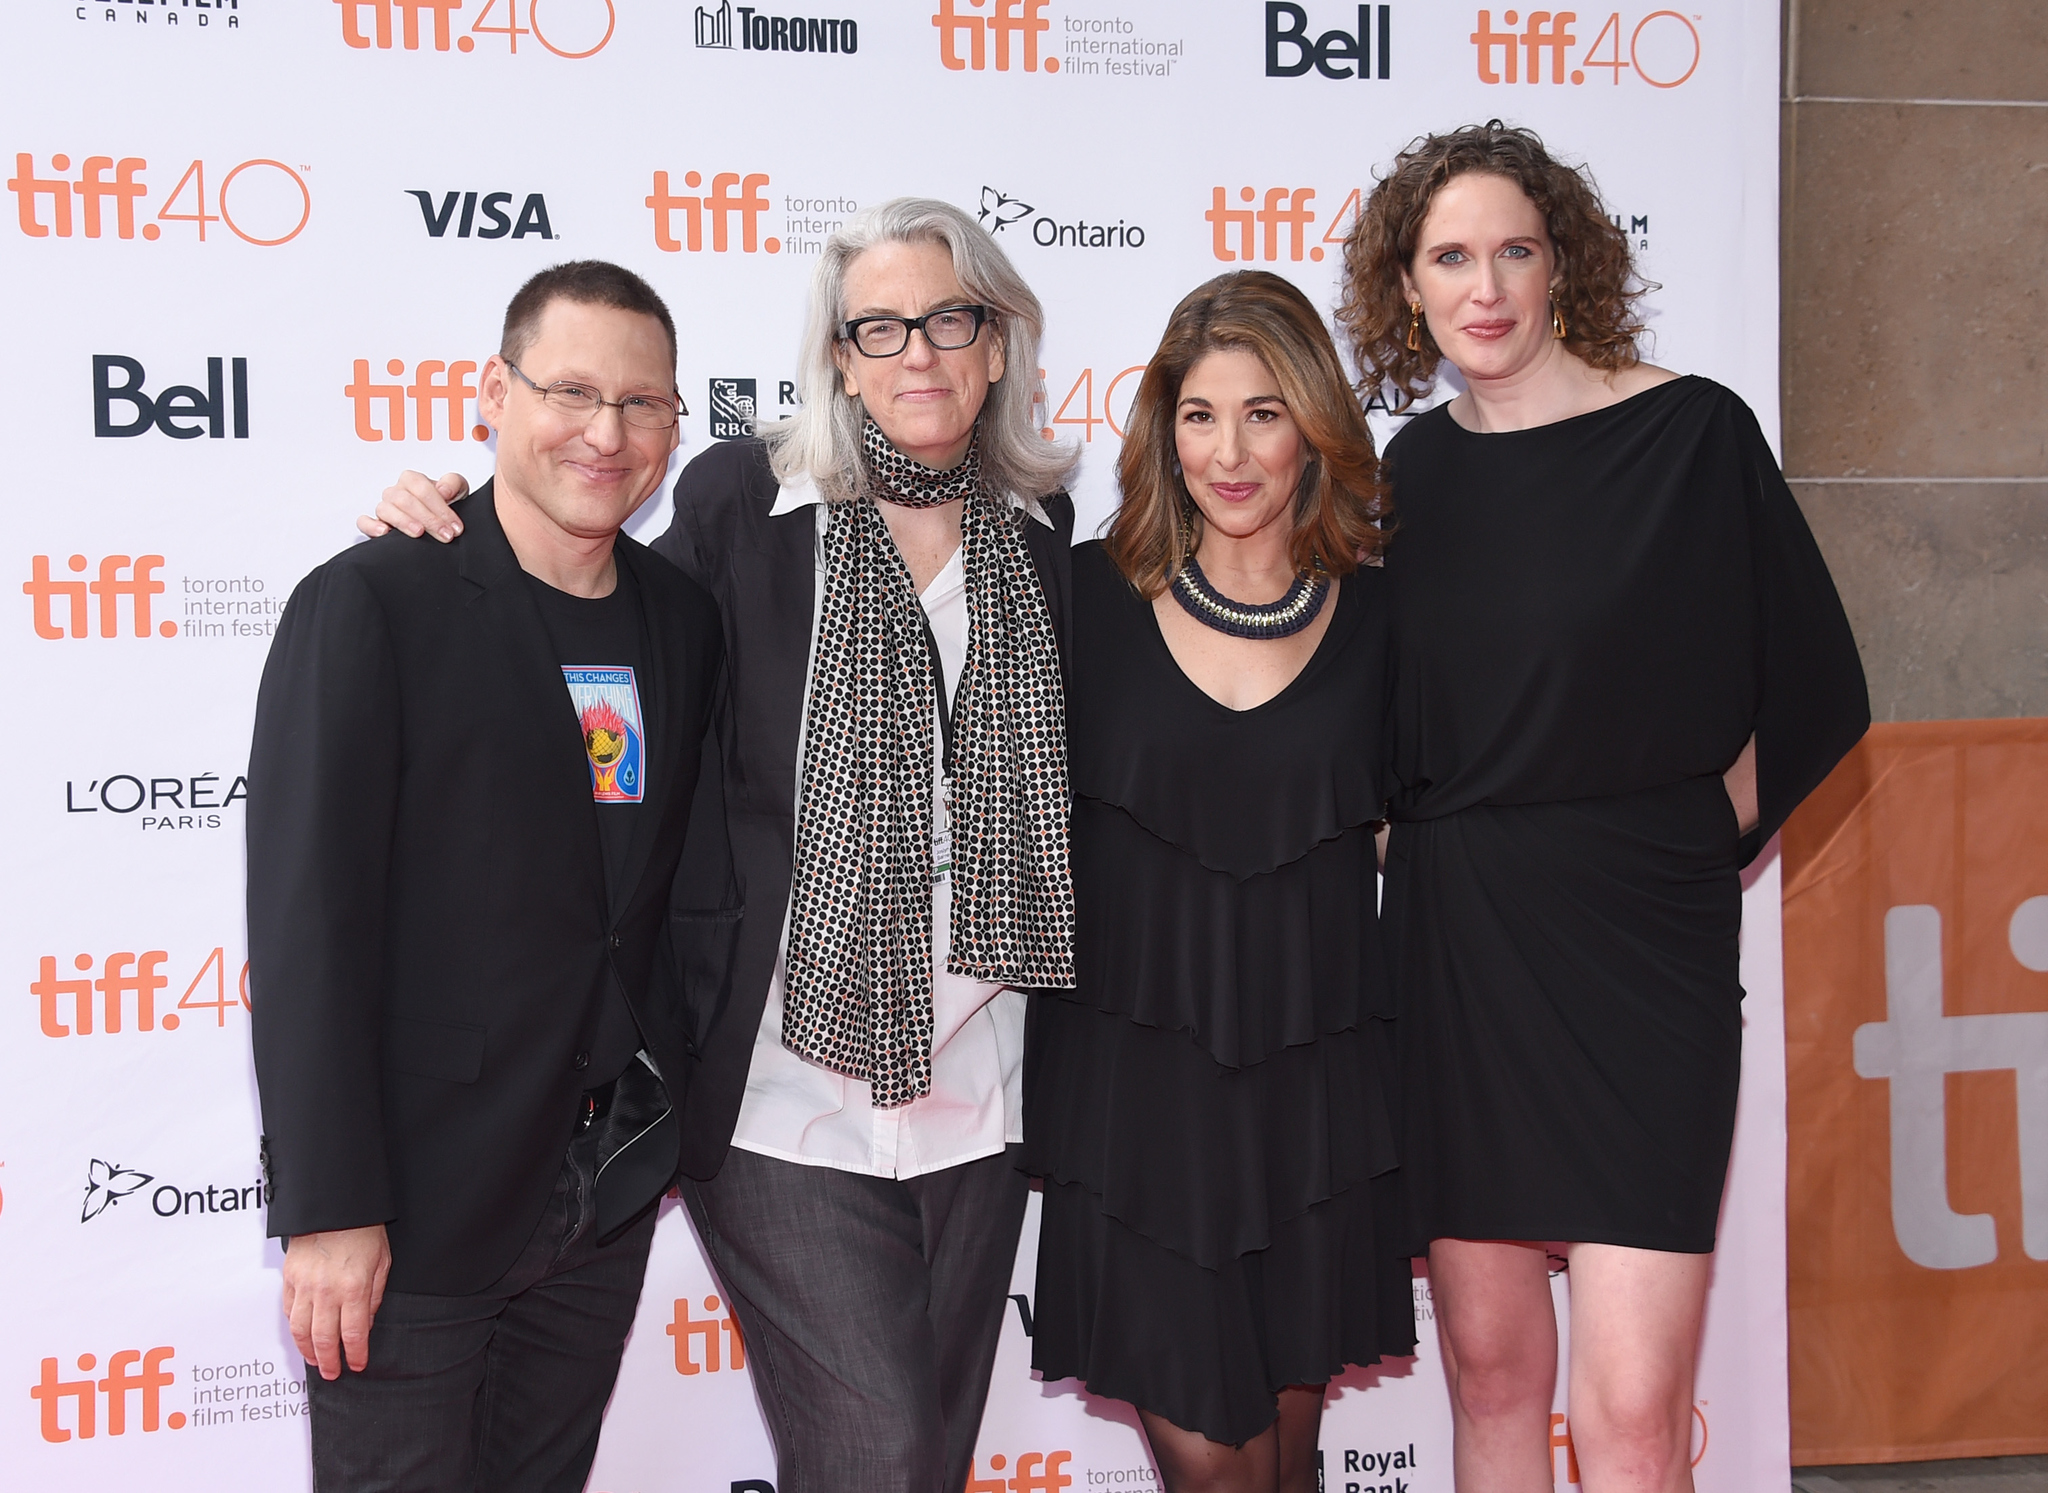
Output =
[
  {"x1": 650, "y1": 437, "x2": 1074, "y2": 1181},
  {"x1": 247, "y1": 482, "x2": 723, "y2": 1296}
]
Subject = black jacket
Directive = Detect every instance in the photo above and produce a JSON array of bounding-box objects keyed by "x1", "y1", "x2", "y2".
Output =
[
  {"x1": 247, "y1": 482, "x2": 724, "y2": 1295},
  {"x1": 651, "y1": 438, "x2": 1074, "y2": 1180}
]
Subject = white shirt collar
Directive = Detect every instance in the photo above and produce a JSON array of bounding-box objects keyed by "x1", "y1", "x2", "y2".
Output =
[{"x1": 768, "y1": 472, "x2": 1051, "y2": 528}]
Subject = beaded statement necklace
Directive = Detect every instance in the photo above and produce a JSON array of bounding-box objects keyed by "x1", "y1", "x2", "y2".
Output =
[{"x1": 1170, "y1": 554, "x2": 1330, "y2": 639}]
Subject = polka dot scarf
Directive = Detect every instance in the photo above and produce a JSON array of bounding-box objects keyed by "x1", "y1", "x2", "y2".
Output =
[{"x1": 781, "y1": 422, "x2": 1075, "y2": 1108}]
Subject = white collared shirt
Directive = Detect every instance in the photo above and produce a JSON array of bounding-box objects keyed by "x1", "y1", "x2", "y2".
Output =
[{"x1": 727, "y1": 478, "x2": 1047, "y2": 1179}]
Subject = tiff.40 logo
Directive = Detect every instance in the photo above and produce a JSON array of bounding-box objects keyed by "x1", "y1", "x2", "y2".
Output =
[
  {"x1": 32, "y1": 946, "x2": 248, "y2": 1038},
  {"x1": 9, "y1": 154, "x2": 311, "y2": 245},
  {"x1": 334, "y1": 0, "x2": 616, "y2": 58},
  {"x1": 1469, "y1": 9, "x2": 1701, "y2": 88},
  {"x1": 1206, "y1": 183, "x2": 1366, "y2": 264},
  {"x1": 31, "y1": 1347, "x2": 184, "y2": 1443}
]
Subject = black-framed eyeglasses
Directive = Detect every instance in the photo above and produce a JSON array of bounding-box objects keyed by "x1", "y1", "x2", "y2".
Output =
[
  {"x1": 838, "y1": 304, "x2": 991, "y2": 359},
  {"x1": 507, "y1": 363, "x2": 686, "y2": 430}
]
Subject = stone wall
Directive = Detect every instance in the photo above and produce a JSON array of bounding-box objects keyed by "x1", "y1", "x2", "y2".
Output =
[{"x1": 1781, "y1": 0, "x2": 2048, "y2": 720}]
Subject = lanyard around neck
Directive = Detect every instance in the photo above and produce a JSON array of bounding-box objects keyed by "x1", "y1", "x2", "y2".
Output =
[{"x1": 917, "y1": 609, "x2": 958, "y2": 781}]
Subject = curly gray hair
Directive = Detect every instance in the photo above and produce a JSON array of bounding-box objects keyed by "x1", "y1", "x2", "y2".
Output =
[{"x1": 761, "y1": 196, "x2": 1078, "y2": 503}]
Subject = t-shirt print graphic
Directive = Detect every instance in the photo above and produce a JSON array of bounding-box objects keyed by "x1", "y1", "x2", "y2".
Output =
[{"x1": 563, "y1": 665, "x2": 646, "y2": 803}]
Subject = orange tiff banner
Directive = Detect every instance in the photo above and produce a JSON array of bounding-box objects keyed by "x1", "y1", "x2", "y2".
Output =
[{"x1": 1783, "y1": 720, "x2": 2048, "y2": 1464}]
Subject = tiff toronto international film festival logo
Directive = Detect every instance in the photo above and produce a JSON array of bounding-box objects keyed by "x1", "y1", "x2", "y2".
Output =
[
  {"x1": 31, "y1": 945, "x2": 248, "y2": 1038},
  {"x1": 1854, "y1": 900, "x2": 2048, "y2": 1269},
  {"x1": 334, "y1": 0, "x2": 616, "y2": 58},
  {"x1": 1467, "y1": 8, "x2": 1701, "y2": 88},
  {"x1": 93, "y1": 355, "x2": 248, "y2": 440},
  {"x1": 79, "y1": 1158, "x2": 269, "y2": 1223},
  {"x1": 978, "y1": 186, "x2": 1146, "y2": 250},
  {"x1": 29, "y1": 1347, "x2": 307, "y2": 1441},
  {"x1": 407, "y1": 188, "x2": 555, "y2": 239},
  {"x1": 694, "y1": 0, "x2": 858, "y2": 54},
  {"x1": 24, "y1": 554, "x2": 280, "y2": 640},
  {"x1": 932, "y1": 0, "x2": 1187, "y2": 78},
  {"x1": 76, "y1": 0, "x2": 242, "y2": 33},
  {"x1": 9, "y1": 153, "x2": 310, "y2": 246}
]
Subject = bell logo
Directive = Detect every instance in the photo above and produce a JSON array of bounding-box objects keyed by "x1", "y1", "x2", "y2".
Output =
[
  {"x1": 966, "y1": 1451, "x2": 1073, "y2": 1493},
  {"x1": 646, "y1": 172, "x2": 778, "y2": 254},
  {"x1": 932, "y1": 0, "x2": 1057, "y2": 73},
  {"x1": 1853, "y1": 903, "x2": 2048, "y2": 1269},
  {"x1": 9, "y1": 155, "x2": 311, "y2": 246},
  {"x1": 31, "y1": 1347, "x2": 182, "y2": 1442},
  {"x1": 1469, "y1": 10, "x2": 1700, "y2": 88},
  {"x1": 32, "y1": 946, "x2": 249, "y2": 1038},
  {"x1": 346, "y1": 359, "x2": 489, "y2": 442},
  {"x1": 1265, "y1": 3, "x2": 1392, "y2": 79},
  {"x1": 335, "y1": 0, "x2": 617, "y2": 59},
  {"x1": 407, "y1": 190, "x2": 555, "y2": 240},
  {"x1": 667, "y1": 1295, "x2": 746, "y2": 1374},
  {"x1": 94, "y1": 355, "x2": 250, "y2": 440},
  {"x1": 24, "y1": 555, "x2": 173, "y2": 640}
]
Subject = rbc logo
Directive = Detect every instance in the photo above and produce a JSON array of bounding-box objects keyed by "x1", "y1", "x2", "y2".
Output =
[
  {"x1": 94, "y1": 355, "x2": 250, "y2": 440},
  {"x1": 709, "y1": 379, "x2": 757, "y2": 440}
]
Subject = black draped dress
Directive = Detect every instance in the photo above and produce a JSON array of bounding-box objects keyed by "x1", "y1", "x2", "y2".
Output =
[
  {"x1": 1023, "y1": 540, "x2": 1416, "y2": 1447},
  {"x1": 1381, "y1": 376, "x2": 1868, "y2": 1254}
]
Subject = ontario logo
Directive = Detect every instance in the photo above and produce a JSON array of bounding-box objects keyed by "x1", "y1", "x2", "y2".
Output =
[
  {"x1": 81, "y1": 1160, "x2": 153, "y2": 1222},
  {"x1": 977, "y1": 186, "x2": 1145, "y2": 249},
  {"x1": 567, "y1": 668, "x2": 644, "y2": 802},
  {"x1": 81, "y1": 1158, "x2": 270, "y2": 1223}
]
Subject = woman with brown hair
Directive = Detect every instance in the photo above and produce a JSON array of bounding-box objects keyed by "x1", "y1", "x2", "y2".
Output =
[
  {"x1": 1022, "y1": 269, "x2": 1414, "y2": 1493},
  {"x1": 1337, "y1": 122, "x2": 1867, "y2": 1491}
]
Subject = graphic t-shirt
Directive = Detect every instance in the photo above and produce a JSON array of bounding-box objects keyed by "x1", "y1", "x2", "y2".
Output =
[{"x1": 525, "y1": 560, "x2": 649, "y2": 1088}]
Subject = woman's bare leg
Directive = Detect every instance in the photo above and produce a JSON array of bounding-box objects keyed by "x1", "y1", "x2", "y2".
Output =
[
  {"x1": 1564, "y1": 1243, "x2": 1711, "y2": 1493},
  {"x1": 1139, "y1": 1384, "x2": 1324, "y2": 1493},
  {"x1": 1428, "y1": 1238, "x2": 1558, "y2": 1492}
]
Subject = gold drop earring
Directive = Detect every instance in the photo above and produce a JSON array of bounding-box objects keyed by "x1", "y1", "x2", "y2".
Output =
[{"x1": 1406, "y1": 300, "x2": 1424, "y2": 352}]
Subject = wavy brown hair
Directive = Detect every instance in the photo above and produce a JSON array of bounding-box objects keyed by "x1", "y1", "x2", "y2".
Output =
[
  {"x1": 1336, "y1": 120, "x2": 1650, "y2": 405},
  {"x1": 1106, "y1": 271, "x2": 1390, "y2": 599}
]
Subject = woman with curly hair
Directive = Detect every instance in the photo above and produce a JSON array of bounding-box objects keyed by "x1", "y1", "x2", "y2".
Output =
[
  {"x1": 1024, "y1": 270, "x2": 1415, "y2": 1493},
  {"x1": 1337, "y1": 123, "x2": 1867, "y2": 1491}
]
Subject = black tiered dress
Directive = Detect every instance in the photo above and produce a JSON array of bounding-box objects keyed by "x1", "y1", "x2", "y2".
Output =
[{"x1": 1022, "y1": 540, "x2": 1416, "y2": 1447}]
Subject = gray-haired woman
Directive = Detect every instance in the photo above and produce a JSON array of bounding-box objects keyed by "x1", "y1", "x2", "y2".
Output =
[{"x1": 367, "y1": 199, "x2": 1079, "y2": 1493}]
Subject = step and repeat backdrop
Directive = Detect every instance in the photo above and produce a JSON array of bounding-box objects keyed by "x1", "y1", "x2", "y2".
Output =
[{"x1": 1, "y1": 2, "x2": 1788, "y2": 1489}]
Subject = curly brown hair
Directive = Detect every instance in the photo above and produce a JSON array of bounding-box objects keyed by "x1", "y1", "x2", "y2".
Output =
[
  {"x1": 1106, "y1": 271, "x2": 1391, "y2": 599},
  {"x1": 1336, "y1": 120, "x2": 1650, "y2": 405}
]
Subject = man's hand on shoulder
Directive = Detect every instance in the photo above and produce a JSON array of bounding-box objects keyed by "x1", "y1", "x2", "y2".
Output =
[
  {"x1": 282, "y1": 1224, "x2": 393, "y2": 1380},
  {"x1": 356, "y1": 471, "x2": 470, "y2": 544}
]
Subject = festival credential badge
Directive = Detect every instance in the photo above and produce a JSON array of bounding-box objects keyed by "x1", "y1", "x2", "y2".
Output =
[{"x1": 562, "y1": 665, "x2": 646, "y2": 803}]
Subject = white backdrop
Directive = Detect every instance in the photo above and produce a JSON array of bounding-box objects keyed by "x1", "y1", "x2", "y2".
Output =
[{"x1": 1, "y1": 2, "x2": 1787, "y2": 1488}]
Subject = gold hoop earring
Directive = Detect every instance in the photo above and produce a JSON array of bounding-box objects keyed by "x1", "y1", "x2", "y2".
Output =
[
  {"x1": 1406, "y1": 301, "x2": 1424, "y2": 353},
  {"x1": 1552, "y1": 301, "x2": 1568, "y2": 340}
]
